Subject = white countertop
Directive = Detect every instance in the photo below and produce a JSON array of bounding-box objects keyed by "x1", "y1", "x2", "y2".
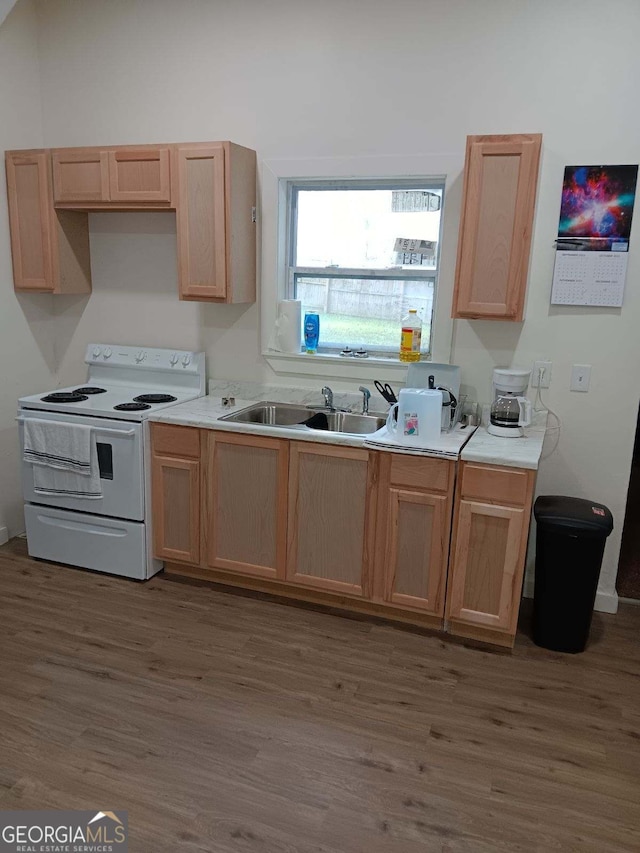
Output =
[
  {"x1": 149, "y1": 391, "x2": 548, "y2": 469},
  {"x1": 461, "y1": 419, "x2": 547, "y2": 470}
]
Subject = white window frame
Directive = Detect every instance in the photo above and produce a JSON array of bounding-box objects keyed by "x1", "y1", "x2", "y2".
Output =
[
  {"x1": 260, "y1": 154, "x2": 464, "y2": 381},
  {"x1": 285, "y1": 178, "x2": 444, "y2": 358}
]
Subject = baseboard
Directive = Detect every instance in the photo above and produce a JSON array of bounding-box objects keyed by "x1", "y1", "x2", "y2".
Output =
[
  {"x1": 0, "y1": 526, "x2": 8, "y2": 546},
  {"x1": 594, "y1": 590, "x2": 619, "y2": 614},
  {"x1": 522, "y1": 578, "x2": 619, "y2": 614}
]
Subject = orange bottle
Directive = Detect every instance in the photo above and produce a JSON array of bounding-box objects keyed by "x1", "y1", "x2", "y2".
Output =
[{"x1": 399, "y1": 309, "x2": 422, "y2": 363}]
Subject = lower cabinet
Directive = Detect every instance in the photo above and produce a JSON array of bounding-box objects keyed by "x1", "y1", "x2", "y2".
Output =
[
  {"x1": 286, "y1": 442, "x2": 376, "y2": 597},
  {"x1": 151, "y1": 430, "x2": 201, "y2": 565},
  {"x1": 445, "y1": 462, "x2": 536, "y2": 646},
  {"x1": 374, "y1": 453, "x2": 454, "y2": 618},
  {"x1": 150, "y1": 425, "x2": 537, "y2": 649},
  {"x1": 206, "y1": 431, "x2": 288, "y2": 580}
]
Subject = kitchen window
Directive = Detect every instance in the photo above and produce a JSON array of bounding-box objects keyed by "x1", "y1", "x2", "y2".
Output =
[{"x1": 286, "y1": 179, "x2": 444, "y2": 358}]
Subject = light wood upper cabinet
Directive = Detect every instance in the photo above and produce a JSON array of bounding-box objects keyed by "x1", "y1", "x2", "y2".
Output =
[
  {"x1": 286, "y1": 442, "x2": 377, "y2": 597},
  {"x1": 108, "y1": 147, "x2": 171, "y2": 203},
  {"x1": 53, "y1": 145, "x2": 172, "y2": 205},
  {"x1": 446, "y1": 462, "x2": 536, "y2": 646},
  {"x1": 151, "y1": 424, "x2": 201, "y2": 565},
  {"x1": 5, "y1": 150, "x2": 91, "y2": 294},
  {"x1": 52, "y1": 148, "x2": 110, "y2": 203},
  {"x1": 174, "y1": 144, "x2": 226, "y2": 300},
  {"x1": 375, "y1": 453, "x2": 453, "y2": 618},
  {"x1": 173, "y1": 142, "x2": 256, "y2": 303},
  {"x1": 206, "y1": 431, "x2": 288, "y2": 580},
  {"x1": 6, "y1": 140, "x2": 256, "y2": 300},
  {"x1": 452, "y1": 133, "x2": 542, "y2": 321}
]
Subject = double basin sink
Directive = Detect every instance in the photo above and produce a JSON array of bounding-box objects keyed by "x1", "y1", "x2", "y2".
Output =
[{"x1": 220, "y1": 401, "x2": 386, "y2": 436}]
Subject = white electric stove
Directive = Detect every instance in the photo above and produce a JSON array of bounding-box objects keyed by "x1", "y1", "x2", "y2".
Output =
[{"x1": 18, "y1": 344, "x2": 205, "y2": 579}]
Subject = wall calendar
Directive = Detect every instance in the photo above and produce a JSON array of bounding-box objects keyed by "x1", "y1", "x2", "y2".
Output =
[
  {"x1": 551, "y1": 251, "x2": 628, "y2": 307},
  {"x1": 551, "y1": 164, "x2": 637, "y2": 307}
]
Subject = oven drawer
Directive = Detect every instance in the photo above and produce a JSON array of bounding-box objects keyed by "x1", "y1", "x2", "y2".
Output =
[{"x1": 24, "y1": 504, "x2": 147, "y2": 579}]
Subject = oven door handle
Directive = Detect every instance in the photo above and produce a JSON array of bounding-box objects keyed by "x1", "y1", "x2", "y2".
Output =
[{"x1": 16, "y1": 416, "x2": 137, "y2": 437}]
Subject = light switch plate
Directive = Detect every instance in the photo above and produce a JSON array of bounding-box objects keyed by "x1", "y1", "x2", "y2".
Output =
[
  {"x1": 531, "y1": 360, "x2": 552, "y2": 388},
  {"x1": 570, "y1": 364, "x2": 591, "y2": 392}
]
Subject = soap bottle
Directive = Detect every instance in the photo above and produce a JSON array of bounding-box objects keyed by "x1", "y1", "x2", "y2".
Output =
[
  {"x1": 399, "y1": 309, "x2": 422, "y2": 363},
  {"x1": 304, "y1": 312, "x2": 320, "y2": 354}
]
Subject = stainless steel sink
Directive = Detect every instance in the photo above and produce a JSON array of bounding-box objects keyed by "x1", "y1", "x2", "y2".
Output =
[
  {"x1": 219, "y1": 401, "x2": 313, "y2": 426},
  {"x1": 219, "y1": 401, "x2": 386, "y2": 435},
  {"x1": 308, "y1": 411, "x2": 387, "y2": 434}
]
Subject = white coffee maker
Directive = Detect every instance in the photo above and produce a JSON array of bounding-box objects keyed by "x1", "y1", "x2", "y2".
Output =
[{"x1": 487, "y1": 368, "x2": 532, "y2": 437}]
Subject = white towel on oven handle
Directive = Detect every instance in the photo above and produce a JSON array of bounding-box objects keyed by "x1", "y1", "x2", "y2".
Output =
[{"x1": 23, "y1": 419, "x2": 102, "y2": 498}]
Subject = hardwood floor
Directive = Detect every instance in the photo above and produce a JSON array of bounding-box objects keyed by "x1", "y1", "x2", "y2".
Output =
[{"x1": 1, "y1": 537, "x2": 639, "y2": 852}]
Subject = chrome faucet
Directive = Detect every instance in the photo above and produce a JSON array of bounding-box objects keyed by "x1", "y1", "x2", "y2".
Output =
[
  {"x1": 321, "y1": 386, "x2": 334, "y2": 410},
  {"x1": 359, "y1": 386, "x2": 371, "y2": 414}
]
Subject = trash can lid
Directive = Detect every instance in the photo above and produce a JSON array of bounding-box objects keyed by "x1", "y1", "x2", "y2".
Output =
[{"x1": 534, "y1": 495, "x2": 613, "y2": 536}]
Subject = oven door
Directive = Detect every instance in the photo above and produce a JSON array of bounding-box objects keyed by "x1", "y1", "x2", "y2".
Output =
[{"x1": 20, "y1": 409, "x2": 145, "y2": 521}]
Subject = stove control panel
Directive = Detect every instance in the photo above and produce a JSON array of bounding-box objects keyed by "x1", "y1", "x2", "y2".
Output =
[{"x1": 84, "y1": 344, "x2": 204, "y2": 376}]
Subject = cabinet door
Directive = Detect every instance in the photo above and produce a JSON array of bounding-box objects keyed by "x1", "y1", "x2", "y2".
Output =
[
  {"x1": 5, "y1": 151, "x2": 55, "y2": 292},
  {"x1": 152, "y1": 455, "x2": 200, "y2": 564},
  {"x1": 452, "y1": 133, "x2": 542, "y2": 321},
  {"x1": 108, "y1": 147, "x2": 171, "y2": 203},
  {"x1": 207, "y1": 432, "x2": 288, "y2": 580},
  {"x1": 174, "y1": 144, "x2": 227, "y2": 300},
  {"x1": 52, "y1": 148, "x2": 110, "y2": 203},
  {"x1": 384, "y1": 489, "x2": 448, "y2": 615},
  {"x1": 446, "y1": 499, "x2": 525, "y2": 631},
  {"x1": 287, "y1": 443, "x2": 374, "y2": 597}
]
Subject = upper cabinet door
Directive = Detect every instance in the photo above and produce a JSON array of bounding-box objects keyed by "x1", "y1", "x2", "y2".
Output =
[
  {"x1": 5, "y1": 151, "x2": 55, "y2": 291},
  {"x1": 452, "y1": 133, "x2": 542, "y2": 321},
  {"x1": 52, "y1": 148, "x2": 110, "y2": 203},
  {"x1": 108, "y1": 147, "x2": 171, "y2": 203},
  {"x1": 173, "y1": 144, "x2": 227, "y2": 301}
]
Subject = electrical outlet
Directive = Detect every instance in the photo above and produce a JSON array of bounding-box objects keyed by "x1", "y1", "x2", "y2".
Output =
[
  {"x1": 570, "y1": 364, "x2": 591, "y2": 392},
  {"x1": 531, "y1": 360, "x2": 552, "y2": 388}
]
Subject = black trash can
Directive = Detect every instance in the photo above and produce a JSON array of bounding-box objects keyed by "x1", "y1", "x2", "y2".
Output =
[{"x1": 532, "y1": 496, "x2": 614, "y2": 653}]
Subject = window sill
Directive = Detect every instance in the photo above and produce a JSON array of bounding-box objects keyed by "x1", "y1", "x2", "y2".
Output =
[{"x1": 264, "y1": 350, "x2": 414, "y2": 380}]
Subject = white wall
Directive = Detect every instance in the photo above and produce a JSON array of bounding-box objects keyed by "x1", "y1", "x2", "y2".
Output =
[
  {"x1": 18, "y1": 0, "x2": 640, "y2": 605},
  {"x1": 0, "y1": 0, "x2": 56, "y2": 538},
  {"x1": 0, "y1": 0, "x2": 18, "y2": 27}
]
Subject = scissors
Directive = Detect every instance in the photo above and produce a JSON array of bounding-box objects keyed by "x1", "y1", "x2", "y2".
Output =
[{"x1": 374, "y1": 380, "x2": 398, "y2": 405}]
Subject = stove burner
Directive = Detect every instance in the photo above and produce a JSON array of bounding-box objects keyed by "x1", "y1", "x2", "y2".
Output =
[
  {"x1": 41, "y1": 392, "x2": 88, "y2": 403},
  {"x1": 133, "y1": 394, "x2": 178, "y2": 404},
  {"x1": 114, "y1": 402, "x2": 151, "y2": 412},
  {"x1": 74, "y1": 386, "x2": 107, "y2": 395}
]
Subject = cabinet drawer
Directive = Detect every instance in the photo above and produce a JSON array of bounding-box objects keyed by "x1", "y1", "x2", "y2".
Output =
[
  {"x1": 461, "y1": 463, "x2": 529, "y2": 506},
  {"x1": 151, "y1": 423, "x2": 200, "y2": 458},
  {"x1": 389, "y1": 454, "x2": 451, "y2": 493}
]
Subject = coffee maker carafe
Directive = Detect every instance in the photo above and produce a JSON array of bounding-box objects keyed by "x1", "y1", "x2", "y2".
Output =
[{"x1": 487, "y1": 368, "x2": 532, "y2": 437}]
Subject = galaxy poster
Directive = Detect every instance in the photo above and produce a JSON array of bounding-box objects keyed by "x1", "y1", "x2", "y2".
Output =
[{"x1": 557, "y1": 164, "x2": 638, "y2": 251}]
